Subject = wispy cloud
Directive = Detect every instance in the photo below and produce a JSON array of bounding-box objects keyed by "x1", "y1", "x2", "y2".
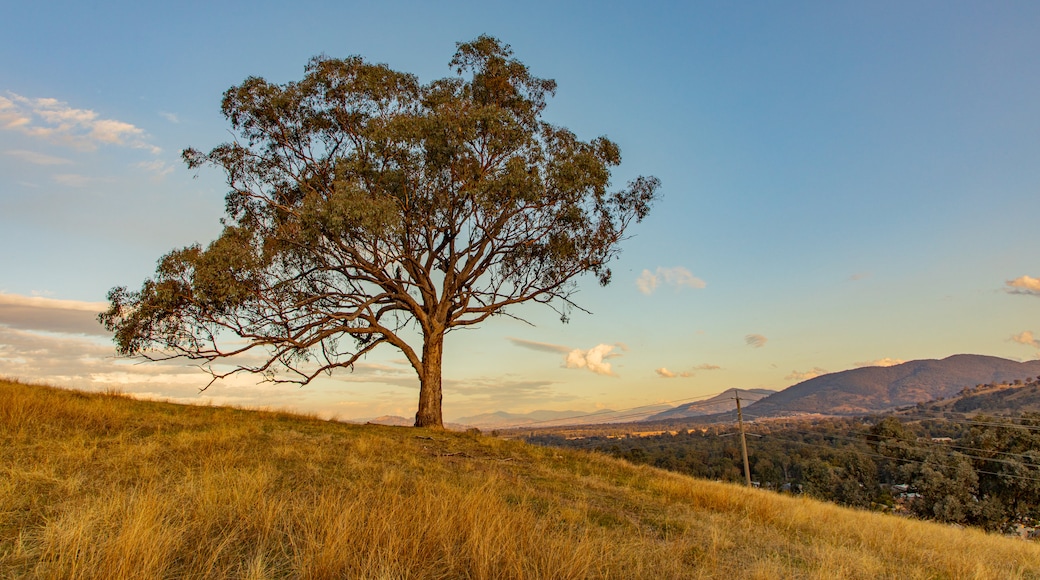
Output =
[
  {"x1": 849, "y1": 272, "x2": 871, "y2": 281},
  {"x1": 1011, "y1": 331, "x2": 1040, "y2": 349},
  {"x1": 507, "y1": 337, "x2": 571, "y2": 354},
  {"x1": 745, "y1": 334, "x2": 768, "y2": 348},
  {"x1": 135, "y1": 159, "x2": 174, "y2": 178},
  {"x1": 1006, "y1": 276, "x2": 1040, "y2": 297},
  {"x1": 4, "y1": 149, "x2": 73, "y2": 165},
  {"x1": 655, "y1": 363, "x2": 720, "y2": 379},
  {"x1": 785, "y1": 367, "x2": 827, "y2": 381},
  {"x1": 159, "y1": 111, "x2": 179, "y2": 124},
  {"x1": 655, "y1": 367, "x2": 684, "y2": 378},
  {"x1": 854, "y1": 357, "x2": 905, "y2": 368},
  {"x1": 636, "y1": 266, "x2": 706, "y2": 295},
  {"x1": 0, "y1": 92, "x2": 160, "y2": 154},
  {"x1": 52, "y1": 173, "x2": 94, "y2": 187}
]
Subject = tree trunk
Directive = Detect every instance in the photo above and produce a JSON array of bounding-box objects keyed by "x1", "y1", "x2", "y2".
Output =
[{"x1": 415, "y1": 329, "x2": 444, "y2": 428}]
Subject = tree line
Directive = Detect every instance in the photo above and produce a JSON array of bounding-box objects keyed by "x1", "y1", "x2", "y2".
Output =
[{"x1": 527, "y1": 412, "x2": 1040, "y2": 534}]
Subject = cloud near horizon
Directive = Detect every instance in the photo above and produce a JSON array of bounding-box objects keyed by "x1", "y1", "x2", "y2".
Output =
[
  {"x1": 655, "y1": 363, "x2": 720, "y2": 379},
  {"x1": 854, "y1": 357, "x2": 905, "y2": 368},
  {"x1": 636, "y1": 266, "x2": 705, "y2": 295},
  {"x1": 785, "y1": 367, "x2": 827, "y2": 381},
  {"x1": 1006, "y1": 276, "x2": 1040, "y2": 297},
  {"x1": 0, "y1": 293, "x2": 110, "y2": 336},
  {"x1": 0, "y1": 92, "x2": 160, "y2": 154},
  {"x1": 745, "y1": 334, "x2": 768, "y2": 348},
  {"x1": 1011, "y1": 331, "x2": 1040, "y2": 349},
  {"x1": 655, "y1": 367, "x2": 687, "y2": 378}
]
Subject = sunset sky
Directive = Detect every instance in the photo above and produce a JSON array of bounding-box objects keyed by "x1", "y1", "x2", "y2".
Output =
[{"x1": 2, "y1": 1, "x2": 1039, "y2": 422}]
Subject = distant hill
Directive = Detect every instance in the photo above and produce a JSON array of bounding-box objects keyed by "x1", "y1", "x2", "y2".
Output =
[
  {"x1": 893, "y1": 375, "x2": 1040, "y2": 417},
  {"x1": 747, "y1": 354, "x2": 1040, "y2": 417},
  {"x1": 647, "y1": 388, "x2": 775, "y2": 421},
  {"x1": 950, "y1": 380, "x2": 1040, "y2": 414},
  {"x1": 454, "y1": 405, "x2": 674, "y2": 429}
]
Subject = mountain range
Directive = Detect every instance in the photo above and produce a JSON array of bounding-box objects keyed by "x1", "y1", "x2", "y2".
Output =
[
  {"x1": 453, "y1": 405, "x2": 673, "y2": 429},
  {"x1": 367, "y1": 354, "x2": 1040, "y2": 429},
  {"x1": 743, "y1": 354, "x2": 1040, "y2": 417},
  {"x1": 646, "y1": 388, "x2": 776, "y2": 421}
]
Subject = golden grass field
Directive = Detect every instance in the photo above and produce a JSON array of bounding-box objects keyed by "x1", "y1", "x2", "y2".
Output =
[{"x1": 2, "y1": 378, "x2": 1039, "y2": 579}]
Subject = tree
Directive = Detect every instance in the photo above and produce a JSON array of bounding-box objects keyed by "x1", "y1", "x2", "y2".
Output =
[{"x1": 99, "y1": 36, "x2": 659, "y2": 428}]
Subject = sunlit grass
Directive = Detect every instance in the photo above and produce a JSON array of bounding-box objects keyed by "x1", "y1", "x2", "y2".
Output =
[{"x1": 2, "y1": 378, "x2": 1038, "y2": 578}]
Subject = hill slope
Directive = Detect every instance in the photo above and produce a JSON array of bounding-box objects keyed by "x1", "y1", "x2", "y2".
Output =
[
  {"x1": 2, "y1": 379, "x2": 1038, "y2": 579},
  {"x1": 648, "y1": 388, "x2": 775, "y2": 421},
  {"x1": 748, "y1": 354, "x2": 1040, "y2": 416}
]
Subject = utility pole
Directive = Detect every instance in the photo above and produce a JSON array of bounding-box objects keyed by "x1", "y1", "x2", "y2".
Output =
[{"x1": 735, "y1": 392, "x2": 752, "y2": 488}]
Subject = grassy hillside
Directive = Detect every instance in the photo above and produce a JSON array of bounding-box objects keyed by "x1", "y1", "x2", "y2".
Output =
[{"x1": 2, "y1": 380, "x2": 1039, "y2": 579}]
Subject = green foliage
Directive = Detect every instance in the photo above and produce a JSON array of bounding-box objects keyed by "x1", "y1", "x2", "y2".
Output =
[
  {"x1": 533, "y1": 413, "x2": 1040, "y2": 533},
  {"x1": 101, "y1": 36, "x2": 659, "y2": 427}
]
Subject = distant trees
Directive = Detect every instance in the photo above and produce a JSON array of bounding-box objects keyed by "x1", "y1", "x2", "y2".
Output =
[
  {"x1": 100, "y1": 36, "x2": 658, "y2": 427},
  {"x1": 533, "y1": 414, "x2": 1040, "y2": 533}
]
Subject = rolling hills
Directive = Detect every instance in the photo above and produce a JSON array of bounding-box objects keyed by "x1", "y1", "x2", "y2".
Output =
[
  {"x1": 744, "y1": 354, "x2": 1040, "y2": 417},
  {"x1": 647, "y1": 388, "x2": 775, "y2": 421},
  {"x1": 3, "y1": 378, "x2": 1039, "y2": 578}
]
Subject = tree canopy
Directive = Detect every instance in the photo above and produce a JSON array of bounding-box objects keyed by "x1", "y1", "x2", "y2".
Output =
[{"x1": 100, "y1": 36, "x2": 659, "y2": 427}]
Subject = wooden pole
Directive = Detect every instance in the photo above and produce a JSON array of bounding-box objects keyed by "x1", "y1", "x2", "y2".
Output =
[{"x1": 735, "y1": 393, "x2": 752, "y2": 488}]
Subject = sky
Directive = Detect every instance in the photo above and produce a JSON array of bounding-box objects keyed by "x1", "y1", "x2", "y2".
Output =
[{"x1": 2, "y1": 1, "x2": 1039, "y2": 422}]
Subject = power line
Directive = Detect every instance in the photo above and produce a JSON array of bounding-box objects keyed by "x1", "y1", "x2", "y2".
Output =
[
  {"x1": 779, "y1": 430, "x2": 1040, "y2": 472},
  {"x1": 758, "y1": 433, "x2": 1040, "y2": 485}
]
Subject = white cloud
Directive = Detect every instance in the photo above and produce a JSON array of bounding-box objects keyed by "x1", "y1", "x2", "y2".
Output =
[
  {"x1": 636, "y1": 266, "x2": 706, "y2": 295},
  {"x1": 159, "y1": 111, "x2": 180, "y2": 124},
  {"x1": 636, "y1": 271, "x2": 659, "y2": 295},
  {"x1": 510, "y1": 337, "x2": 623, "y2": 376},
  {"x1": 1006, "y1": 276, "x2": 1040, "y2": 297},
  {"x1": 1011, "y1": 331, "x2": 1040, "y2": 349},
  {"x1": 565, "y1": 344, "x2": 621, "y2": 376},
  {"x1": 4, "y1": 149, "x2": 73, "y2": 165},
  {"x1": 745, "y1": 334, "x2": 768, "y2": 348},
  {"x1": 849, "y1": 272, "x2": 871, "y2": 281},
  {"x1": 785, "y1": 367, "x2": 827, "y2": 381},
  {"x1": 854, "y1": 357, "x2": 905, "y2": 368},
  {"x1": 1, "y1": 92, "x2": 160, "y2": 154}
]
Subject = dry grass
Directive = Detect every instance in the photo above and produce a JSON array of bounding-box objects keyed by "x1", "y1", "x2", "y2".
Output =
[{"x1": 2, "y1": 378, "x2": 1039, "y2": 579}]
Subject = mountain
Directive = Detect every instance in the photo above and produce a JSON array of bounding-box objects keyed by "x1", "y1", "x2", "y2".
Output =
[
  {"x1": 894, "y1": 375, "x2": 1040, "y2": 417},
  {"x1": 455, "y1": 405, "x2": 674, "y2": 429},
  {"x1": 647, "y1": 388, "x2": 776, "y2": 421},
  {"x1": 949, "y1": 380, "x2": 1040, "y2": 414},
  {"x1": 747, "y1": 354, "x2": 1040, "y2": 416}
]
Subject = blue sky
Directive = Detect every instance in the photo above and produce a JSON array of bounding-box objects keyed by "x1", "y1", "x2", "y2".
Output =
[{"x1": 2, "y1": 1, "x2": 1039, "y2": 421}]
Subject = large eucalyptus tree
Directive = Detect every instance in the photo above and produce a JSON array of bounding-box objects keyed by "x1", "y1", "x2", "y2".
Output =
[{"x1": 101, "y1": 36, "x2": 658, "y2": 427}]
